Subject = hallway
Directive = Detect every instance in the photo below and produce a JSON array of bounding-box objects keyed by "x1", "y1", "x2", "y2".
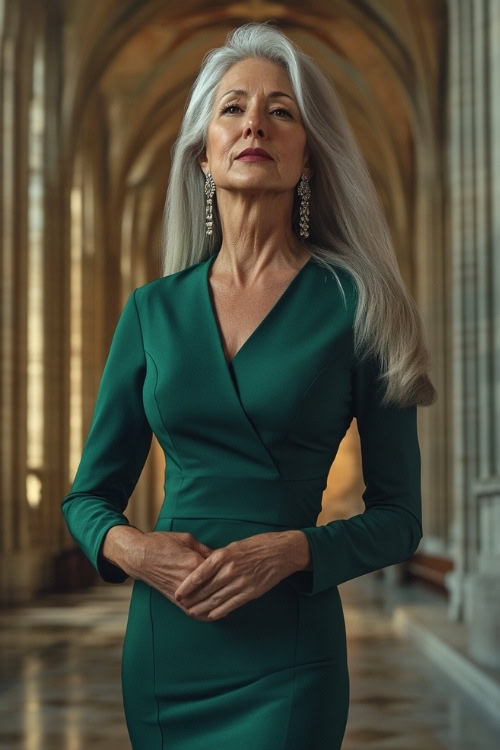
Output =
[
  {"x1": 1, "y1": 573, "x2": 498, "y2": 750},
  {"x1": 2, "y1": 1, "x2": 500, "y2": 747}
]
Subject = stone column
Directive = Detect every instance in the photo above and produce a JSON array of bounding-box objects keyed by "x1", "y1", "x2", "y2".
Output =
[{"x1": 447, "y1": 0, "x2": 500, "y2": 667}]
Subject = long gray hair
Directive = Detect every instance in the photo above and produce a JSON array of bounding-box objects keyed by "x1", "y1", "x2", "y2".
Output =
[{"x1": 160, "y1": 20, "x2": 437, "y2": 409}]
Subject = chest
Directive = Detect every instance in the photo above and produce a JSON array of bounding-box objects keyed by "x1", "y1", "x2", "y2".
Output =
[
  {"x1": 138, "y1": 259, "x2": 356, "y2": 477},
  {"x1": 208, "y1": 273, "x2": 300, "y2": 364}
]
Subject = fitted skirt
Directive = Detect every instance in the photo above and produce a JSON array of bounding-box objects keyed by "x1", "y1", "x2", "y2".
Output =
[{"x1": 121, "y1": 516, "x2": 350, "y2": 750}]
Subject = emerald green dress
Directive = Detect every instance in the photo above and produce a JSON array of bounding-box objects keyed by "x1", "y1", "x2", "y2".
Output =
[{"x1": 61, "y1": 252, "x2": 422, "y2": 749}]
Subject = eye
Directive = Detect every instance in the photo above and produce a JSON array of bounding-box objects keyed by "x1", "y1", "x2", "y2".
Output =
[{"x1": 220, "y1": 104, "x2": 292, "y2": 118}]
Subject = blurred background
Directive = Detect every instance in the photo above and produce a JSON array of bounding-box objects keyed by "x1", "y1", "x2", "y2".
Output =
[{"x1": 1, "y1": 1, "x2": 499, "y2": 748}]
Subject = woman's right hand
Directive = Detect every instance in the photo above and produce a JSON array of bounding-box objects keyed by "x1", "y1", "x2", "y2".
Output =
[{"x1": 139, "y1": 531, "x2": 215, "y2": 618}]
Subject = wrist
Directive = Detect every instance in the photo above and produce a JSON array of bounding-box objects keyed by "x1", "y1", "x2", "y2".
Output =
[
  {"x1": 283, "y1": 530, "x2": 313, "y2": 573},
  {"x1": 101, "y1": 524, "x2": 146, "y2": 579}
]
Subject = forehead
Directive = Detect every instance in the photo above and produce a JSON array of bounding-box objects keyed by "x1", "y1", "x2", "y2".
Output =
[{"x1": 216, "y1": 58, "x2": 293, "y2": 95}]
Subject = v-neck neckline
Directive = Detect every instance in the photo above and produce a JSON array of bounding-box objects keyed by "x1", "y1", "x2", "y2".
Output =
[{"x1": 205, "y1": 252, "x2": 313, "y2": 368}]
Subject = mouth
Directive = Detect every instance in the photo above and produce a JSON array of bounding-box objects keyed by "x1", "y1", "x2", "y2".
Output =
[
  {"x1": 236, "y1": 148, "x2": 273, "y2": 160},
  {"x1": 236, "y1": 154, "x2": 273, "y2": 161}
]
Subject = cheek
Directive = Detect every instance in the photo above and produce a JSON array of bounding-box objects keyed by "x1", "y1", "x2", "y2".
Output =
[{"x1": 210, "y1": 123, "x2": 234, "y2": 148}]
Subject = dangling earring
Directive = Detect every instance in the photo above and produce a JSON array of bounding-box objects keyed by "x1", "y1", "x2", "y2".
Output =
[
  {"x1": 205, "y1": 171, "x2": 216, "y2": 236},
  {"x1": 297, "y1": 173, "x2": 311, "y2": 238}
]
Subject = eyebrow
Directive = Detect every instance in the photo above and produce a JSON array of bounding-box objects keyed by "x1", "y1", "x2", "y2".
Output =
[{"x1": 220, "y1": 89, "x2": 296, "y2": 103}]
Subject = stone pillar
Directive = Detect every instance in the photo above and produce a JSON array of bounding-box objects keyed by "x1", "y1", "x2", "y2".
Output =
[{"x1": 447, "y1": 0, "x2": 500, "y2": 666}]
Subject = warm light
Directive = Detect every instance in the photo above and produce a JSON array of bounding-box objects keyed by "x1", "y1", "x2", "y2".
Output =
[
  {"x1": 26, "y1": 472, "x2": 42, "y2": 509},
  {"x1": 69, "y1": 159, "x2": 83, "y2": 482},
  {"x1": 26, "y1": 34, "x2": 45, "y2": 501}
]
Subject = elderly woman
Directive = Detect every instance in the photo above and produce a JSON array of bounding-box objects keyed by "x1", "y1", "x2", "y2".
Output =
[{"x1": 61, "y1": 20, "x2": 436, "y2": 750}]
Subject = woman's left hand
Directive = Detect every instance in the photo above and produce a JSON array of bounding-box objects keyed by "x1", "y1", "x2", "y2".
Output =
[{"x1": 173, "y1": 530, "x2": 301, "y2": 621}]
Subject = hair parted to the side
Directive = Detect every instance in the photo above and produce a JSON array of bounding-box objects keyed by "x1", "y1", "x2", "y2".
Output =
[{"x1": 160, "y1": 20, "x2": 437, "y2": 409}]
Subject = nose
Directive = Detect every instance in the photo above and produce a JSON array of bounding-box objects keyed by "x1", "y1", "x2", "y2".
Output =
[
  {"x1": 242, "y1": 103, "x2": 265, "y2": 138},
  {"x1": 243, "y1": 122, "x2": 265, "y2": 138}
]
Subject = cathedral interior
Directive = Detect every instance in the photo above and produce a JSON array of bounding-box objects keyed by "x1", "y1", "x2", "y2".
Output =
[{"x1": 1, "y1": 0, "x2": 499, "y2": 748}]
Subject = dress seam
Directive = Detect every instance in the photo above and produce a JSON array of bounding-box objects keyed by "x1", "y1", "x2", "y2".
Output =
[
  {"x1": 158, "y1": 475, "x2": 325, "y2": 482},
  {"x1": 282, "y1": 356, "x2": 340, "y2": 448},
  {"x1": 145, "y1": 349, "x2": 184, "y2": 518},
  {"x1": 144, "y1": 350, "x2": 182, "y2": 463},
  {"x1": 149, "y1": 585, "x2": 164, "y2": 749},
  {"x1": 282, "y1": 589, "x2": 300, "y2": 749}
]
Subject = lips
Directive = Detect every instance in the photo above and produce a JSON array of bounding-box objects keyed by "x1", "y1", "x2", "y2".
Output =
[{"x1": 236, "y1": 148, "x2": 272, "y2": 159}]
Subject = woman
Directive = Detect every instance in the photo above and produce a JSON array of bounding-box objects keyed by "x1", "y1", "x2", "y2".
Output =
[{"x1": 61, "y1": 20, "x2": 436, "y2": 750}]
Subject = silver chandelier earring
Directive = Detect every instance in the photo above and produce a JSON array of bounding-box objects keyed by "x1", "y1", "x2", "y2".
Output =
[
  {"x1": 297, "y1": 173, "x2": 311, "y2": 238},
  {"x1": 205, "y1": 171, "x2": 216, "y2": 236}
]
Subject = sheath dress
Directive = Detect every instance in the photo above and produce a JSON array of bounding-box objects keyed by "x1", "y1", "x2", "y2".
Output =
[{"x1": 60, "y1": 251, "x2": 423, "y2": 750}]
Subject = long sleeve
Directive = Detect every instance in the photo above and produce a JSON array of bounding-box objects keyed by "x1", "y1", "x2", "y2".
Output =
[
  {"x1": 61, "y1": 289, "x2": 153, "y2": 583},
  {"x1": 294, "y1": 350, "x2": 423, "y2": 597}
]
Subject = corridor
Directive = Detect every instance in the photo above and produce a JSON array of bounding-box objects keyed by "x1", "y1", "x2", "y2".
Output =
[
  {"x1": 2, "y1": 1, "x2": 500, "y2": 747},
  {"x1": 1, "y1": 573, "x2": 498, "y2": 749}
]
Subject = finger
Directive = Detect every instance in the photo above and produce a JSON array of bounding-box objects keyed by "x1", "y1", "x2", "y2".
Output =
[
  {"x1": 181, "y1": 586, "x2": 218, "y2": 608},
  {"x1": 179, "y1": 558, "x2": 233, "y2": 606},
  {"x1": 197, "y1": 542, "x2": 214, "y2": 556},
  {"x1": 174, "y1": 556, "x2": 218, "y2": 601},
  {"x1": 185, "y1": 581, "x2": 234, "y2": 615},
  {"x1": 206, "y1": 592, "x2": 247, "y2": 621}
]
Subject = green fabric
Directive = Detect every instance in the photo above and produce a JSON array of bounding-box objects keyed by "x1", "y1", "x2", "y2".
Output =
[
  {"x1": 61, "y1": 253, "x2": 421, "y2": 748},
  {"x1": 62, "y1": 289, "x2": 152, "y2": 584},
  {"x1": 298, "y1": 351, "x2": 421, "y2": 596}
]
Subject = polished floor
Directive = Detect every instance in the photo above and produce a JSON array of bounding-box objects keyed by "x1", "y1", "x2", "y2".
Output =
[{"x1": 1, "y1": 573, "x2": 498, "y2": 750}]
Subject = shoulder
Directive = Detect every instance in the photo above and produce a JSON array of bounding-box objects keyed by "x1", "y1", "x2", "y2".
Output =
[
  {"x1": 132, "y1": 256, "x2": 209, "y2": 305},
  {"x1": 307, "y1": 258, "x2": 358, "y2": 313}
]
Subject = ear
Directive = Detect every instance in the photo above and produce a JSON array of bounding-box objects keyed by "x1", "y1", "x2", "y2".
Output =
[
  {"x1": 303, "y1": 148, "x2": 314, "y2": 180},
  {"x1": 198, "y1": 150, "x2": 208, "y2": 176}
]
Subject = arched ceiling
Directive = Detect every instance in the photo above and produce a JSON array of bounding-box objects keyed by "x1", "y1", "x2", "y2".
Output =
[{"x1": 58, "y1": 0, "x2": 447, "y2": 279}]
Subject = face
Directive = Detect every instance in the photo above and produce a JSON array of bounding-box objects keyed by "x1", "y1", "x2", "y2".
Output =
[{"x1": 199, "y1": 57, "x2": 313, "y2": 196}]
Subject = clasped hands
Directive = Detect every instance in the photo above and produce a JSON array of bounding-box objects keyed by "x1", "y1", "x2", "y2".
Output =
[{"x1": 170, "y1": 530, "x2": 303, "y2": 621}]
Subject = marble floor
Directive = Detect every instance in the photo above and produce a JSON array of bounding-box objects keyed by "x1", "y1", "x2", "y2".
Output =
[{"x1": 0, "y1": 573, "x2": 498, "y2": 749}]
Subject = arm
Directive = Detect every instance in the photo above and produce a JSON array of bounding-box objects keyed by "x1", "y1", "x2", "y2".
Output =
[
  {"x1": 60, "y1": 289, "x2": 153, "y2": 583},
  {"x1": 101, "y1": 524, "x2": 147, "y2": 580},
  {"x1": 292, "y1": 350, "x2": 423, "y2": 597}
]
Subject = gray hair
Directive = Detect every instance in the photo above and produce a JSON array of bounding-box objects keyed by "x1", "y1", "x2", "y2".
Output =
[{"x1": 160, "y1": 20, "x2": 437, "y2": 409}]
